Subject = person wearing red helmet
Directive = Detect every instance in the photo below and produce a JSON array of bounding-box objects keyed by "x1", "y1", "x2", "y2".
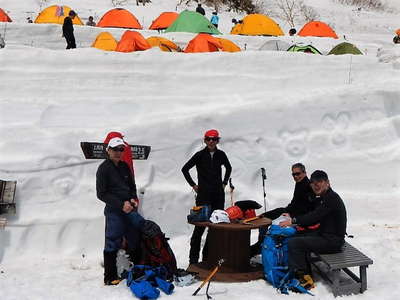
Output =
[{"x1": 182, "y1": 129, "x2": 232, "y2": 264}]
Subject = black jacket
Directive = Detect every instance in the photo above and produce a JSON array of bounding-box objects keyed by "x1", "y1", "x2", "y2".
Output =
[
  {"x1": 62, "y1": 16, "x2": 74, "y2": 37},
  {"x1": 96, "y1": 159, "x2": 137, "y2": 210},
  {"x1": 182, "y1": 147, "x2": 231, "y2": 206},
  {"x1": 294, "y1": 187, "x2": 347, "y2": 242},
  {"x1": 285, "y1": 176, "x2": 315, "y2": 217},
  {"x1": 196, "y1": 6, "x2": 205, "y2": 15}
]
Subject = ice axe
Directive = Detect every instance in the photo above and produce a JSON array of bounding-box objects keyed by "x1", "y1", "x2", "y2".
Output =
[{"x1": 192, "y1": 258, "x2": 225, "y2": 297}]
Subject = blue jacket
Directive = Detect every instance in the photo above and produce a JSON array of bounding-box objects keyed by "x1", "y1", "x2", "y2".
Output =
[{"x1": 210, "y1": 15, "x2": 219, "y2": 25}]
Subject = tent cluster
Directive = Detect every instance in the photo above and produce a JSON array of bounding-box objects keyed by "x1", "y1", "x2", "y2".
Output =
[
  {"x1": 3, "y1": 5, "x2": 364, "y2": 55},
  {"x1": 92, "y1": 31, "x2": 241, "y2": 53},
  {"x1": 5, "y1": 5, "x2": 344, "y2": 39}
]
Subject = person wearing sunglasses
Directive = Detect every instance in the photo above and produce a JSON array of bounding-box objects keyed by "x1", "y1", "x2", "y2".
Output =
[
  {"x1": 279, "y1": 170, "x2": 347, "y2": 290},
  {"x1": 250, "y1": 163, "x2": 315, "y2": 256},
  {"x1": 182, "y1": 129, "x2": 232, "y2": 264},
  {"x1": 96, "y1": 137, "x2": 143, "y2": 285}
]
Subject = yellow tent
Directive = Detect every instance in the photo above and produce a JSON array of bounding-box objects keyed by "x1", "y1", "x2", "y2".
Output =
[
  {"x1": 92, "y1": 32, "x2": 118, "y2": 51},
  {"x1": 216, "y1": 38, "x2": 241, "y2": 52},
  {"x1": 146, "y1": 36, "x2": 181, "y2": 52},
  {"x1": 230, "y1": 14, "x2": 283, "y2": 36},
  {"x1": 34, "y1": 5, "x2": 83, "y2": 25}
]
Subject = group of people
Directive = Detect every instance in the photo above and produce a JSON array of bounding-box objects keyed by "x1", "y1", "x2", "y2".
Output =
[
  {"x1": 61, "y1": 11, "x2": 96, "y2": 49},
  {"x1": 196, "y1": 4, "x2": 219, "y2": 28},
  {"x1": 96, "y1": 128, "x2": 347, "y2": 290}
]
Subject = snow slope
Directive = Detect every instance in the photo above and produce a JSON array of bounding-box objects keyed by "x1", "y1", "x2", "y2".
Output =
[{"x1": 0, "y1": 0, "x2": 399, "y2": 299}]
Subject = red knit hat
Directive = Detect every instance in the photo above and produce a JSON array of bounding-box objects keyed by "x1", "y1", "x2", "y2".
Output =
[{"x1": 204, "y1": 129, "x2": 219, "y2": 138}]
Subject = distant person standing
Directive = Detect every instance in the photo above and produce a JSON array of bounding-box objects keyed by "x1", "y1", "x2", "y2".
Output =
[
  {"x1": 62, "y1": 10, "x2": 77, "y2": 49},
  {"x1": 196, "y1": 3, "x2": 205, "y2": 16},
  {"x1": 86, "y1": 16, "x2": 96, "y2": 26},
  {"x1": 210, "y1": 12, "x2": 219, "y2": 28}
]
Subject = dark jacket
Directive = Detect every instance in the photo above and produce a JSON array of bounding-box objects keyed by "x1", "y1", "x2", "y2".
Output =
[
  {"x1": 285, "y1": 176, "x2": 315, "y2": 217},
  {"x1": 294, "y1": 187, "x2": 347, "y2": 243},
  {"x1": 96, "y1": 159, "x2": 137, "y2": 210},
  {"x1": 182, "y1": 147, "x2": 231, "y2": 206},
  {"x1": 62, "y1": 16, "x2": 74, "y2": 37},
  {"x1": 196, "y1": 6, "x2": 205, "y2": 16}
]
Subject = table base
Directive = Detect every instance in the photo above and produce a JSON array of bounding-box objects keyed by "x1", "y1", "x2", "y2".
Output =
[{"x1": 187, "y1": 262, "x2": 264, "y2": 282}]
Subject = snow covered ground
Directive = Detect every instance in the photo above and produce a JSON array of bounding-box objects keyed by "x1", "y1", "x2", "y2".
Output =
[{"x1": 0, "y1": 0, "x2": 399, "y2": 299}]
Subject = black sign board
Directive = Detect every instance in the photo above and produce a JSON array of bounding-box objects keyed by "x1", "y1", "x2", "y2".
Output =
[{"x1": 80, "y1": 142, "x2": 151, "y2": 160}]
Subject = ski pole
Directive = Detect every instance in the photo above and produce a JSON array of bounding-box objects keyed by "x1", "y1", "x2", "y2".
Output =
[
  {"x1": 192, "y1": 259, "x2": 225, "y2": 296},
  {"x1": 229, "y1": 178, "x2": 234, "y2": 207},
  {"x1": 261, "y1": 168, "x2": 267, "y2": 213}
]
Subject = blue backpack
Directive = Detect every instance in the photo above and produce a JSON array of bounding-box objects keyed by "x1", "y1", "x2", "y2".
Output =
[{"x1": 262, "y1": 225, "x2": 313, "y2": 295}]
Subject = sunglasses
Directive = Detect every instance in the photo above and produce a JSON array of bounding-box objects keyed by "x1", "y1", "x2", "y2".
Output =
[
  {"x1": 111, "y1": 146, "x2": 125, "y2": 152},
  {"x1": 205, "y1": 137, "x2": 219, "y2": 142},
  {"x1": 292, "y1": 172, "x2": 302, "y2": 177}
]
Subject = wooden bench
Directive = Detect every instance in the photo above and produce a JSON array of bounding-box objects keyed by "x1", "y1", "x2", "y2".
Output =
[{"x1": 310, "y1": 241, "x2": 373, "y2": 297}]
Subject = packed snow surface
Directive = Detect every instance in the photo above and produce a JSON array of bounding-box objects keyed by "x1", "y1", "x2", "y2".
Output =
[{"x1": 0, "y1": 0, "x2": 399, "y2": 299}]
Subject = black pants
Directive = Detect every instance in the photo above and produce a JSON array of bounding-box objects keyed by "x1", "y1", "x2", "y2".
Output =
[
  {"x1": 288, "y1": 232, "x2": 343, "y2": 273},
  {"x1": 65, "y1": 35, "x2": 76, "y2": 49},
  {"x1": 189, "y1": 196, "x2": 224, "y2": 264}
]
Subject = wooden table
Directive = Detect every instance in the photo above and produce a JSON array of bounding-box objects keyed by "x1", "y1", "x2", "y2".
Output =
[{"x1": 187, "y1": 217, "x2": 271, "y2": 282}]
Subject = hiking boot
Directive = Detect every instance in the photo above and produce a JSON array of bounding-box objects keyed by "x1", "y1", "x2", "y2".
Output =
[
  {"x1": 298, "y1": 274, "x2": 315, "y2": 290},
  {"x1": 104, "y1": 278, "x2": 122, "y2": 286}
]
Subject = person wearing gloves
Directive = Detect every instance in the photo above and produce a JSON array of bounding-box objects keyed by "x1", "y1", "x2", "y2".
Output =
[
  {"x1": 96, "y1": 137, "x2": 144, "y2": 285},
  {"x1": 182, "y1": 129, "x2": 232, "y2": 264},
  {"x1": 279, "y1": 170, "x2": 347, "y2": 290}
]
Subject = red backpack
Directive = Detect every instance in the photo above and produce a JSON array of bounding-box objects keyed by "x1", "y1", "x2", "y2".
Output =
[{"x1": 139, "y1": 220, "x2": 177, "y2": 279}]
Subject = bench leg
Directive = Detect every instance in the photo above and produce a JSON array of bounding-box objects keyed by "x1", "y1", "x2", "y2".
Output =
[
  {"x1": 360, "y1": 266, "x2": 368, "y2": 293},
  {"x1": 331, "y1": 269, "x2": 341, "y2": 297}
]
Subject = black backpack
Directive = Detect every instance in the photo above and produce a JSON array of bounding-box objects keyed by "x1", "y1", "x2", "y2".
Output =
[{"x1": 139, "y1": 220, "x2": 177, "y2": 279}]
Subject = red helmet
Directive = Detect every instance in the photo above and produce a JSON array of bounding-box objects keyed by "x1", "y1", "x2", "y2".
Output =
[
  {"x1": 225, "y1": 206, "x2": 243, "y2": 220},
  {"x1": 204, "y1": 129, "x2": 219, "y2": 138},
  {"x1": 243, "y1": 209, "x2": 256, "y2": 219}
]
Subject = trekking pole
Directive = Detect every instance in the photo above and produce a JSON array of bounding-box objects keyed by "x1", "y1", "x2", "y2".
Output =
[
  {"x1": 261, "y1": 168, "x2": 267, "y2": 213},
  {"x1": 192, "y1": 259, "x2": 225, "y2": 296},
  {"x1": 229, "y1": 178, "x2": 234, "y2": 207},
  {"x1": 3, "y1": 21, "x2": 7, "y2": 40}
]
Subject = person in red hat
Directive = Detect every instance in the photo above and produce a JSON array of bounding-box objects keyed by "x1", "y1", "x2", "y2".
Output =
[{"x1": 182, "y1": 129, "x2": 232, "y2": 264}]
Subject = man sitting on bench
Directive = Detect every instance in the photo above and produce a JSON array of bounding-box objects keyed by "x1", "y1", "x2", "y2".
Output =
[{"x1": 279, "y1": 170, "x2": 347, "y2": 290}]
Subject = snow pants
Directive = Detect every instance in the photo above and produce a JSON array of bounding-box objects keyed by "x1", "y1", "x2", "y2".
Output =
[{"x1": 104, "y1": 206, "x2": 144, "y2": 253}]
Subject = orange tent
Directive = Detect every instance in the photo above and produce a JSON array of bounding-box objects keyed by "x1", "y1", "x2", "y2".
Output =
[
  {"x1": 97, "y1": 8, "x2": 142, "y2": 29},
  {"x1": 298, "y1": 21, "x2": 338, "y2": 39},
  {"x1": 34, "y1": 5, "x2": 83, "y2": 25},
  {"x1": 115, "y1": 31, "x2": 151, "y2": 52},
  {"x1": 184, "y1": 33, "x2": 223, "y2": 53},
  {"x1": 149, "y1": 12, "x2": 178, "y2": 30},
  {"x1": 92, "y1": 32, "x2": 118, "y2": 51},
  {"x1": 146, "y1": 36, "x2": 181, "y2": 52},
  {"x1": 216, "y1": 38, "x2": 241, "y2": 52},
  {"x1": 0, "y1": 8, "x2": 12, "y2": 22}
]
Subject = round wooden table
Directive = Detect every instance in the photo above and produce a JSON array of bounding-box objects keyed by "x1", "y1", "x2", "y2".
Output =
[{"x1": 187, "y1": 217, "x2": 271, "y2": 282}]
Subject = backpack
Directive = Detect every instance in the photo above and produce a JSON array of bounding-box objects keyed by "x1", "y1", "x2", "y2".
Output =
[
  {"x1": 262, "y1": 225, "x2": 313, "y2": 295},
  {"x1": 139, "y1": 220, "x2": 177, "y2": 280}
]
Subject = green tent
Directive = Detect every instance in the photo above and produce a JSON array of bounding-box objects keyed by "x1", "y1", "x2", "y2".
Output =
[
  {"x1": 287, "y1": 44, "x2": 322, "y2": 54},
  {"x1": 328, "y1": 42, "x2": 362, "y2": 55},
  {"x1": 165, "y1": 10, "x2": 221, "y2": 34}
]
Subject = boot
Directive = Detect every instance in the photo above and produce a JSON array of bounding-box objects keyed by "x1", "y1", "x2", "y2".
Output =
[
  {"x1": 295, "y1": 270, "x2": 315, "y2": 290},
  {"x1": 103, "y1": 251, "x2": 122, "y2": 286}
]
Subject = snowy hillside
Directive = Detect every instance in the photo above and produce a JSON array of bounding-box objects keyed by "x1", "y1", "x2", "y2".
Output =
[{"x1": 0, "y1": 0, "x2": 399, "y2": 299}]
